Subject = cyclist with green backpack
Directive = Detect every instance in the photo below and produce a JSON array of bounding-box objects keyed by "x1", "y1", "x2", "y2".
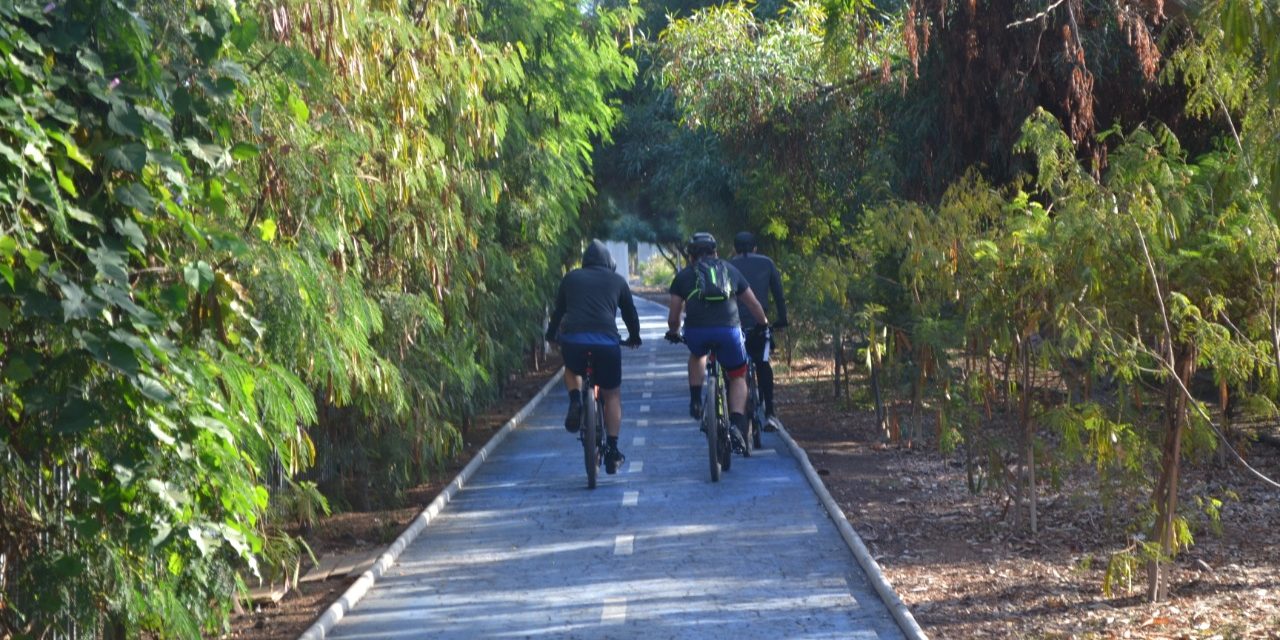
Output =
[{"x1": 664, "y1": 232, "x2": 769, "y2": 446}]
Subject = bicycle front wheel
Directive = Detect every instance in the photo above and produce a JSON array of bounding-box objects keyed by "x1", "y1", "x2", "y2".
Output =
[
  {"x1": 747, "y1": 367, "x2": 764, "y2": 450},
  {"x1": 583, "y1": 386, "x2": 599, "y2": 489}
]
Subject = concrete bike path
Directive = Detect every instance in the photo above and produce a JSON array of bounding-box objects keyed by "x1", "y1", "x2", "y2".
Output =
[{"x1": 324, "y1": 299, "x2": 906, "y2": 639}]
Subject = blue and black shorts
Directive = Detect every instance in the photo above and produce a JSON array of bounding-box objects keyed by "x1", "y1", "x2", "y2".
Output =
[
  {"x1": 683, "y1": 326, "x2": 748, "y2": 372},
  {"x1": 561, "y1": 338, "x2": 623, "y2": 390}
]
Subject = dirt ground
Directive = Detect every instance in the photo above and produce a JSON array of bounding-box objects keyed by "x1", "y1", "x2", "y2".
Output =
[
  {"x1": 223, "y1": 330, "x2": 1279, "y2": 640},
  {"x1": 778, "y1": 361, "x2": 1280, "y2": 640}
]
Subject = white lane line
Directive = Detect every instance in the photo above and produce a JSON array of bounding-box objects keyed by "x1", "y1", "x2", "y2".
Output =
[
  {"x1": 622, "y1": 491, "x2": 639, "y2": 507},
  {"x1": 601, "y1": 597, "x2": 627, "y2": 624},
  {"x1": 644, "y1": 379, "x2": 654, "y2": 387},
  {"x1": 632, "y1": 436, "x2": 646, "y2": 447},
  {"x1": 642, "y1": 391, "x2": 652, "y2": 399},
  {"x1": 613, "y1": 534, "x2": 635, "y2": 556},
  {"x1": 629, "y1": 461, "x2": 644, "y2": 473},
  {"x1": 640, "y1": 404, "x2": 650, "y2": 413},
  {"x1": 637, "y1": 419, "x2": 649, "y2": 427}
]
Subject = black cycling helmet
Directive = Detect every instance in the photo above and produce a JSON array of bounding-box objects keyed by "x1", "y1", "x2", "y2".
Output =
[
  {"x1": 733, "y1": 231, "x2": 757, "y2": 254},
  {"x1": 686, "y1": 231, "x2": 717, "y2": 257}
]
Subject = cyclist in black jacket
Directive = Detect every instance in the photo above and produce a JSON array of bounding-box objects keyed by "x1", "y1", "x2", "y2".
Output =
[
  {"x1": 545, "y1": 240, "x2": 642, "y2": 474},
  {"x1": 730, "y1": 231, "x2": 788, "y2": 431}
]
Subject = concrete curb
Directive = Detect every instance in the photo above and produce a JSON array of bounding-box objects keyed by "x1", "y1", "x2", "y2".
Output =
[
  {"x1": 774, "y1": 424, "x2": 930, "y2": 640},
  {"x1": 297, "y1": 367, "x2": 566, "y2": 640}
]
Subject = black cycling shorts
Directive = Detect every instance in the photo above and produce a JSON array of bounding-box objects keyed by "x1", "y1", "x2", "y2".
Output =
[
  {"x1": 561, "y1": 342, "x2": 623, "y2": 390},
  {"x1": 744, "y1": 328, "x2": 771, "y2": 362}
]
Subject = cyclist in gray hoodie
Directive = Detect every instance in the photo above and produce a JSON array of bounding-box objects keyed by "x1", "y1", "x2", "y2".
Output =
[{"x1": 545, "y1": 240, "x2": 642, "y2": 474}]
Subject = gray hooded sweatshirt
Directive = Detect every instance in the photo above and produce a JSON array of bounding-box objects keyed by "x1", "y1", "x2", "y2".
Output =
[{"x1": 546, "y1": 240, "x2": 640, "y2": 341}]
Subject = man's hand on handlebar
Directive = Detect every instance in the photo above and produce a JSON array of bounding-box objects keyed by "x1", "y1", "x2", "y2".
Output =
[
  {"x1": 663, "y1": 330, "x2": 683, "y2": 344},
  {"x1": 623, "y1": 335, "x2": 643, "y2": 348}
]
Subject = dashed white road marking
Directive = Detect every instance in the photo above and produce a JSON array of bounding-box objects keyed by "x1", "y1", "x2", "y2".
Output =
[
  {"x1": 644, "y1": 379, "x2": 654, "y2": 387},
  {"x1": 637, "y1": 419, "x2": 649, "y2": 427},
  {"x1": 601, "y1": 597, "x2": 627, "y2": 624},
  {"x1": 640, "y1": 404, "x2": 650, "y2": 413},
  {"x1": 632, "y1": 436, "x2": 646, "y2": 447},
  {"x1": 622, "y1": 491, "x2": 639, "y2": 507},
  {"x1": 629, "y1": 461, "x2": 644, "y2": 473},
  {"x1": 613, "y1": 534, "x2": 635, "y2": 556},
  {"x1": 642, "y1": 391, "x2": 652, "y2": 399}
]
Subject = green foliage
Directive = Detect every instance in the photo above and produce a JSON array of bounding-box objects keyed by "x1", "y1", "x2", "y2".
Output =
[
  {"x1": 1, "y1": 0, "x2": 633, "y2": 635},
  {"x1": 651, "y1": 0, "x2": 1280, "y2": 602}
]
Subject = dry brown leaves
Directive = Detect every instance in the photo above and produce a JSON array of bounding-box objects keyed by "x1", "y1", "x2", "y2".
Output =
[{"x1": 778, "y1": 364, "x2": 1280, "y2": 640}]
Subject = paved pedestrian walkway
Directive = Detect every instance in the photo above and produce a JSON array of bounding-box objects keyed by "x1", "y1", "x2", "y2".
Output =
[{"x1": 325, "y1": 299, "x2": 906, "y2": 639}]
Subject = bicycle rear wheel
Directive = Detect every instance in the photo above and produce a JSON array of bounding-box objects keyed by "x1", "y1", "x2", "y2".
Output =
[
  {"x1": 704, "y1": 366, "x2": 721, "y2": 482},
  {"x1": 717, "y1": 371, "x2": 732, "y2": 472},
  {"x1": 583, "y1": 383, "x2": 599, "y2": 489}
]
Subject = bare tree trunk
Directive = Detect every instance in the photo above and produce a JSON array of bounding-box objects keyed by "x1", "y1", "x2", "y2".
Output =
[
  {"x1": 833, "y1": 331, "x2": 844, "y2": 399},
  {"x1": 870, "y1": 330, "x2": 888, "y2": 440},
  {"x1": 1020, "y1": 343, "x2": 1037, "y2": 536},
  {"x1": 1216, "y1": 378, "x2": 1230, "y2": 467},
  {"x1": 1147, "y1": 343, "x2": 1195, "y2": 602}
]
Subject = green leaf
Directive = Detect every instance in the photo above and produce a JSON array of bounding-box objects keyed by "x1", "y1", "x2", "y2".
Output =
[
  {"x1": 229, "y1": 16, "x2": 259, "y2": 52},
  {"x1": 54, "y1": 398, "x2": 98, "y2": 434},
  {"x1": 191, "y1": 415, "x2": 234, "y2": 442},
  {"x1": 134, "y1": 374, "x2": 173, "y2": 403},
  {"x1": 3, "y1": 357, "x2": 33, "y2": 384},
  {"x1": 107, "y1": 106, "x2": 145, "y2": 138},
  {"x1": 104, "y1": 143, "x2": 147, "y2": 173},
  {"x1": 230, "y1": 141, "x2": 259, "y2": 161},
  {"x1": 256, "y1": 218, "x2": 277, "y2": 242},
  {"x1": 286, "y1": 93, "x2": 310, "y2": 124},
  {"x1": 77, "y1": 48, "x2": 104, "y2": 75},
  {"x1": 183, "y1": 138, "x2": 227, "y2": 167},
  {"x1": 87, "y1": 246, "x2": 130, "y2": 285},
  {"x1": 136, "y1": 106, "x2": 174, "y2": 139},
  {"x1": 55, "y1": 165, "x2": 78, "y2": 197},
  {"x1": 114, "y1": 182, "x2": 155, "y2": 212},
  {"x1": 59, "y1": 280, "x2": 100, "y2": 320},
  {"x1": 18, "y1": 247, "x2": 46, "y2": 272},
  {"x1": 184, "y1": 261, "x2": 215, "y2": 294},
  {"x1": 147, "y1": 478, "x2": 190, "y2": 512},
  {"x1": 48, "y1": 131, "x2": 94, "y2": 170},
  {"x1": 67, "y1": 206, "x2": 101, "y2": 228},
  {"x1": 112, "y1": 217, "x2": 147, "y2": 252}
]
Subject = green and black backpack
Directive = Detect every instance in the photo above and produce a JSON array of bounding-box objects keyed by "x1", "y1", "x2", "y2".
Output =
[{"x1": 690, "y1": 259, "x2": 732, "y2": 302}]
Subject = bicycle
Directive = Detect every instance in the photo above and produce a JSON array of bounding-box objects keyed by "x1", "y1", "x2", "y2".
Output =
[
  {"x1": 701, "y1": 347, "x2": 734, "y2": 481},
  {"x1": 744, "y1": 360, "x2": 766, "y2": 451},
  {"x1": 576, "y1": 350, "x2": 607, "y2": 490}
]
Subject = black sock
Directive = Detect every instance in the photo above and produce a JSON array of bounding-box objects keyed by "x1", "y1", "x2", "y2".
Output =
[
  {"x1": 607, "y1": 435, "x2": 618, "y2": 449},
  {"x1": 730, "y1": 412, "x2": 746, "y2": 429},
  {"x1": 569, "y1": 389, "x2": 582, "y2": 404},
  {"x1": 690, "y1": 385, "x2": 702, "y2": 403}
]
